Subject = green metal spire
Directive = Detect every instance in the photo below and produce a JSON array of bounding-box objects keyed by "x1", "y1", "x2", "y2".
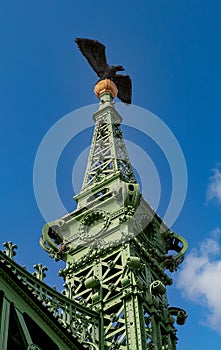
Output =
[
  {"x1": 40, "y1": 80, "x2": 188, "y2": 350},
  {"x1": 75, "y1": 89, "x2": 136, "y2": 211},
  {"x1": 81, "y1": 98, "x2": 136, "y2": 190}
]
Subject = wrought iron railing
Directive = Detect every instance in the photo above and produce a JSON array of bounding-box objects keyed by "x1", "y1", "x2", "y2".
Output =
[{"x1": 0, "y1": 243, "x2": 99, "y2": 349}]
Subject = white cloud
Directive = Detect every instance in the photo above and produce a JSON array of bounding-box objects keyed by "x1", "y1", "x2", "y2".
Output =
[
  {"x1": 206, "y1": 167, "x2": 221, "y2": 204},
  {"x1": 176, "y1": 228, "x2": 221, "y2": 333}
]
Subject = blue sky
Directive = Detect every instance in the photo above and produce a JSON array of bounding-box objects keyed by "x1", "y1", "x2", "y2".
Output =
[{"x1": 1, "y1": 1, "x2": 221, "y2": 349}]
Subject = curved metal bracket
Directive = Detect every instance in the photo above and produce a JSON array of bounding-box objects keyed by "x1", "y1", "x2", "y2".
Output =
[
  {"x1": 40, "y1": 224, "x2": 58, "y2": 251},
  {"x1": 170, "y1": 233, "x2": 188, "y2": 259},
  {"x1": 40, "y1": 223, "x2": 66, "y2": 261},
  {"x1": 149, "y1": 280, "x2": 166, "y2": 296},
  {"x1": 169, "y1": 306, "x2": 188, "y2": 325},
  {"x1": 162, "y1": 232, "x2": 188, "y2": 272}
]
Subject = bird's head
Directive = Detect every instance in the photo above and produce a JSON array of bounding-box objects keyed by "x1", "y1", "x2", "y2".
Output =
[{"x1": 115, "y1": 65, "x2": 125, "y2": 72}]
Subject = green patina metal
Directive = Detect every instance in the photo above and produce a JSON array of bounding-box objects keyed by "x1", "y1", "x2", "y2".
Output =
[
  {"x1": 41, "y1": 89, "x2": 188, "y2": 349},
  {"x1": 0, "y1": 242, "x2": 99, "y2": 350},
  {"x1": 0, "y1": 88, "x2": 188, "y2": 349},
  {"x1": 0, "y1": 245, "x2": 98, "y2": 349}
]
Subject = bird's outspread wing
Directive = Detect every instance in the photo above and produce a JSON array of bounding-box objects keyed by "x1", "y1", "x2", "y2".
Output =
[
  {"x1": 75, "y1": 38, "x2": 108, "y2": 78},
  {"x1": 113, "y1": 75, "x2": 132, "y2": 104}
]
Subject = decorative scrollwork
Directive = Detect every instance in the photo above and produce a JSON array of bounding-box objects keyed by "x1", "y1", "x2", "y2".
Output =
[{"x1": 79, "y1": 210, "x2": 110, "y2": 242}]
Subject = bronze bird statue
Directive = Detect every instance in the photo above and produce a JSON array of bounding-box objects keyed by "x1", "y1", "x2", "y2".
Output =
[{"x1": 75, "y1": 38, "x2": 132, "y2": 104}]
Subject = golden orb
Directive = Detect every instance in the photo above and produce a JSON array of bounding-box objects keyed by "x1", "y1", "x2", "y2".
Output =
[{"x1": 94, "y1": 79, "x2": 118, "y2": 99}]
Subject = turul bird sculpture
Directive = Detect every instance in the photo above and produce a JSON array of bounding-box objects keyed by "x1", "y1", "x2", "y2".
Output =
[{"x1": 75, "y1": 38, "x2": 132, "y2": 104}]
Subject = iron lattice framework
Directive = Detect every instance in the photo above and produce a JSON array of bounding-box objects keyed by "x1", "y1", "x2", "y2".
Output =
[
  {"x1": 81, "y1": 107, "x2": 136, "y2": 190},
  {"x1": 0, "y1": 243, "x2": 98, "y2": 350},
  {"x1": 41, "y1": 85, "x2": 188, "y2": 350}
]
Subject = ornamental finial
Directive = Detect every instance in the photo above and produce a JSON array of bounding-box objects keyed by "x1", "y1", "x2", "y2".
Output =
[
  {"x1": 3, "y1": 241, "x2": 17, "y2": 259},
  {"x1": 94, "y1": 79, "x2": 118, "y2": 101}
]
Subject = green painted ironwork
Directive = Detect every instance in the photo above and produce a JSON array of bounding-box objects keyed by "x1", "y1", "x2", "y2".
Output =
[
  {"x1": 3, "y1": 241, "x2": 17, "y2": 259},
  {"x1": 81, "y1": 94, "x2": 136, "y2": 192},
  {"x1": 41, "y1": 91, "x2": 188, "y2": 349},
  {"x1": 0, "y1": 247, "x2": 99, "y2": 349}
]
